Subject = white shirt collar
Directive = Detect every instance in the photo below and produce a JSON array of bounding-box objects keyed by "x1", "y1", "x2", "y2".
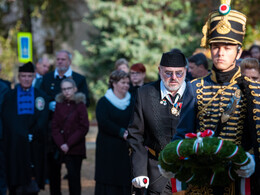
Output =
[
  {"x1": 32, "y1": 73, "x2": 42, "y2": 87},
  {"x1": 54, "y1": 66, "x2": 72, "y2": 78},
  {"x1": 160, "y1": 80, "x2": 186, "y2": 104},
  {"x1": 35, "y1": 73, "x2": 42, "y2": 79}
]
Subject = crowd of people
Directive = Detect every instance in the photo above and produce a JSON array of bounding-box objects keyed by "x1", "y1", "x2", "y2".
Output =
[
  {"x1": 0, "y1": 0, "x2": 260, "y2": 195},
  {"x1": 0, "y1": 42, "x2": 260, "y2": 195}
]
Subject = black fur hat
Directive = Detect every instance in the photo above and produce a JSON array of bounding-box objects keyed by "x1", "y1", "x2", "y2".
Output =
[
  {"x1": 19, "y1": 62, "x2": 35, "y2": 72},
  {"x1": 160, "y1": 50, "x2": 187, "y2": 67}
]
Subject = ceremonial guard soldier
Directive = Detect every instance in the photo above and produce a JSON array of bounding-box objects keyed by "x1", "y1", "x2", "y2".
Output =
[{"x1": 171, "y1": 0, "x2": 260, "y2": 194}]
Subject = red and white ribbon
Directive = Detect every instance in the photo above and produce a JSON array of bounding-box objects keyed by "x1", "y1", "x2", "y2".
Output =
[
  {"x1": 214, "y1": 139, "x2": 224, "y2": 154},
  {"x1": 185, "y1": 130, "x2": 214, "y2": 154},
  {"x1": 240, "y1": 178, "x2": 251, "y2": 195},
  {"x1": 185, "y1": 129, "x2": 214, "y2": 139}
]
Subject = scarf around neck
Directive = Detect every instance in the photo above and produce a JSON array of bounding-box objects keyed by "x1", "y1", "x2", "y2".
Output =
[{"x1": 105, "y1": 88, "x2": 131, "y2": 110}]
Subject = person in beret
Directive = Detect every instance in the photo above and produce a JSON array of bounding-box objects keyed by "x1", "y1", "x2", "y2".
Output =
[
  {"x1": 127, "y1": 49, "x2": 189, "y2": 194},
  {"x1": 172, "y1": 0, "x2": 259, "y2": 194},
  {"x1": 2, "y1": 62, "x2": 49, "y2": 194}
]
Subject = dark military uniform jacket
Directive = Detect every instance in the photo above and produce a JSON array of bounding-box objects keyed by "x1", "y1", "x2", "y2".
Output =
[{"x1": 174, "y1": 67, "x2": 260, "y2": 194}]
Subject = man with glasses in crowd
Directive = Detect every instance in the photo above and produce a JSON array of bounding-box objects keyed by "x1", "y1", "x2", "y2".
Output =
[{"x1": 127, "y1": 50, "x2": 188, "y2": 195}]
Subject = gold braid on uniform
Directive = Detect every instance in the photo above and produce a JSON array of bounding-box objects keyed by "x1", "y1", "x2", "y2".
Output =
[
  {"x1": 237, "y1": 76, "x2": 260, "y2": 194},
  {"x1": 237, "y1": 76, "x2": 258, "y2": 153}
]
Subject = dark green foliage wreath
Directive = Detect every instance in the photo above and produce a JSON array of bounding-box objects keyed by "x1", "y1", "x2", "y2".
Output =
[{"x1": 159, "y1": 136, "x2": 250, "y2": 187}]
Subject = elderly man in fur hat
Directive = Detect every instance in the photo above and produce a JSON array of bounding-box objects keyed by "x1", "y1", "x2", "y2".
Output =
[
  {"x1": 2, "y1": 62, "x2": 49, "y2": 194},
  {"x1": 128, "y1": 49, "x2": 188, "y2": 195}
]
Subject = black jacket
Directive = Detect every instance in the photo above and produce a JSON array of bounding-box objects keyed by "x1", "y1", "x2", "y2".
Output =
[
  {"x1": 127, "y1": 80, "x2": 188, "y2": 193},
  {"x1": 2, "y1": 87, "x2": 49, "y2": 188},
  {"x1": 41, "y1": 71, "x2": 90, "y2": 107},
  {"x1": 95, "y1": 96, "x2": 134, "y2": 186}
]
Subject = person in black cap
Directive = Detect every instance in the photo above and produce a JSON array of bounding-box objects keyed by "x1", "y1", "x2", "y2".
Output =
[
  {"x1": 169, "y1": 0, "x2": 260, "y2": 194},
  {"x1": 127, "y1": 49, "x2": 188, "y2": 194},
  {"x1": 2, "y1": 62, "x2": 49, "y2": 194}
]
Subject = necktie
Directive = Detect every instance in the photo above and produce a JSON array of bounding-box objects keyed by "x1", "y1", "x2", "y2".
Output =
[
  {"x1": 170, "y1": 95, "x2": 176, "y2": 104},
  {"x1": 169, "y1": 94, "x2": 180, "y2": 105}
]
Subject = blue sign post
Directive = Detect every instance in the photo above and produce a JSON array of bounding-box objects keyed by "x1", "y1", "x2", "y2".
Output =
[{"x1": 17, "y1": 32, "x2": 33, "y2": 63}]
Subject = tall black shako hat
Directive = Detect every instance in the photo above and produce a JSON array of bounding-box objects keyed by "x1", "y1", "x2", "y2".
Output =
[
  {"x1": 160, "y1": 50, "x2": 187, "y2": 67},
  {"x1": 201, "y1": 0, "x2": 246, "y2": 48},
  {"x1": 19, "y1": 61, "x2": 35, "y2": 72}
]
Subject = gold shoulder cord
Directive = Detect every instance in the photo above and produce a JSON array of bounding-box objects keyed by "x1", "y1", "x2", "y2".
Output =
[{"x1": 196, "y1": 81, "x2": 237, "y2": 118}]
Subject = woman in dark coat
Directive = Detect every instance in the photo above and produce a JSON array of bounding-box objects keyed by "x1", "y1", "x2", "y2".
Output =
[
  {"x1": 52, "y1": 78, "x2": 89, "y2": 195},
  {"x1": 95, "y1": 70, "x2": 134, "y2": 195}
]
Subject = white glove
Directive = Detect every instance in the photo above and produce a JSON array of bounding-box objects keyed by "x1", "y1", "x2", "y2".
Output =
[
  {"x1": 132, "y1": 176, "x2": 149, "y2": 189},
  {"x1": 158, "y1": 164, "x2": 176, "y2": 178},
  {"x1": 235, "y1": 152, "x2": 255, "y2": 178},
  {"x1": 49, "y1": 101, "x2": 56, "y2": 112}
]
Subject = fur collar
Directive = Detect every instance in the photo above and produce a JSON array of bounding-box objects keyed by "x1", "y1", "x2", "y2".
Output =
[{"x1": 55, "y1": 92, "x2": 86, "y2": 104}]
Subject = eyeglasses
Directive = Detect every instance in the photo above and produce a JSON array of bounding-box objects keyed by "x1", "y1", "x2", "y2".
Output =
[
  {"x1": 130, "y1": 72, "x2": 142, "y2": 75},
  {"x1": 164, "y1": 71, "x2": 184, "y2": 78},
  {"x1": 61, "y1": 87, "x2": 73, "y2": 91}
]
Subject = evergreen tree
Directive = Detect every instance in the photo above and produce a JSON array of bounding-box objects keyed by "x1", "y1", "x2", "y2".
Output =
[{"x1": 75, "y1": 0, "x2": 201, "y2": 104}]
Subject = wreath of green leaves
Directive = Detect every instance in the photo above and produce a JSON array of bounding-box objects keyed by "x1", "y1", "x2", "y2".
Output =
[{"x1": 159, "y1": 137, "x2": 249, "y2": 187}]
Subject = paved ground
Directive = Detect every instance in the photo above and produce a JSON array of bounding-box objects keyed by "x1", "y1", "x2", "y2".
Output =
[{"x1": 39, "y1": 125, "x2": 98, "y2": 195}]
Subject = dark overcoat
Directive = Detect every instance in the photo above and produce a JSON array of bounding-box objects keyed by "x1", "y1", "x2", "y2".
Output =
[
  {"x1": 95, "y1": 96, "x2": 134, "y2": 186},
  {"x1": 127, "y1": 80, "x2": 188, "y2": 193},
  {"x1": 0, "y1": 81, "x2": 9, "y2": 139},
  {"x1": 2, "y1": 86, "x2": 49, "y2": 188}
]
